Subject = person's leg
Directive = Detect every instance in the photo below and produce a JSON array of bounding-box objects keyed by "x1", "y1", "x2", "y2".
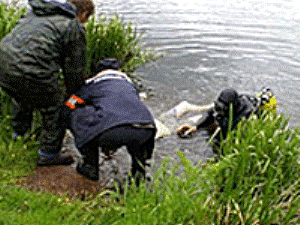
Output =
[
  {"x1": 95, "y1": 126, "x2": 155, "y2": 185},
  {"x1": 126, "y1": 130, "x2": 155, "y2": 185},
  {"x1": 75, "y1": 126, "x2": 155, "y2": 183},
  {"x1": 11, "y1": 97, "x2": 33, "y2": 139},
  {"x1": 76, "y1": 141, "x2": 99, "y2": 180},
  {"x1": 37, "y1": 103, "x2": 74, "y2": 166},
  {"x1": 163, "y1": 101, "x2": 214, "y2": 118}
]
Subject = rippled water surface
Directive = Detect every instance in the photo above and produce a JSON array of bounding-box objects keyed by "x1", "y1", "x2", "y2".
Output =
[
  {"x1": 97, "y1": 0, "x2": 300, "y2": 127},
  {"x1": 10, "y1": 0, "x2": 300, "y2": 125},
  {"x1": 92, "y1": 0, "x2": 300, "y2": 172},
  {"x1": 5, "y1": 0, "x2": 300, "y2": 174}
]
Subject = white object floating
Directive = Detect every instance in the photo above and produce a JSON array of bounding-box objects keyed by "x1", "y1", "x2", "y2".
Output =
[{"x1": 154, "y1": 119, "x2": 171, "y2": 139}]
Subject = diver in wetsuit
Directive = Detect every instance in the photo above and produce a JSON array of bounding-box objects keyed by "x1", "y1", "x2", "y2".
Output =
[{"x1": 177, "y1": 88, "x2": 277, "y2": 154}]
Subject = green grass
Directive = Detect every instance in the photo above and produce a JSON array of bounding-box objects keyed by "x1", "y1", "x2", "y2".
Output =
[
  {"x1": 0, "y1": 185, "x2": 87, "y2": 225},
  {"x1": 0, "y1": 3, "x2": 26, "y2": 41},
  {"x1": 85, "y1": 15, "x2": 160, "y2": 78},
  {"x1": 200, "y1": 113, "x2": 300, "y2": 224},
  {"x1": 0, "y1": 89, "x2": 38, "y2": 184},
  {"x1": 1, "y1": 112, "x2": 298, "y2": 224}
]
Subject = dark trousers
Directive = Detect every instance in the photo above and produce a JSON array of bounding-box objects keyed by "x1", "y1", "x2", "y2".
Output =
[
  {"x1": 0, "y1": 57, "x2": 65, "y2": 156},
  {"x1": 11, "y1": 94, "x2": 65, "y2": 156},
  {"x1": 79, "y1": 125, "x2": 156, "y2": 179}
]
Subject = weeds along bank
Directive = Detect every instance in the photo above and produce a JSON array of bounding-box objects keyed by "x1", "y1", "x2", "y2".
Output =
[
  {"x1": 0, "y1": 3, "x2": 26, "y2": 40},
  {"x1": 0, "y1": 3, "x2": 300, "y2": 225},
  {"x1": 200, "y1": 113, "x2": 300, "y2": 224},
  {"x1": 1, "y1": 113, "x2": 299, "y2": 224}
]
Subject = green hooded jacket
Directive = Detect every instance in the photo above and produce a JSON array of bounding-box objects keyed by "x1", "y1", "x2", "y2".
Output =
[{"x1": 0, "y1": 0, "x2": 86, "y2": 102}]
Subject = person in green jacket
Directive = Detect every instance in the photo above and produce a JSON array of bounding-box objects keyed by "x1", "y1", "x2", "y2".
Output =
[{"x1": 0, "y1": 0, "x2": 94, "y2": 166}]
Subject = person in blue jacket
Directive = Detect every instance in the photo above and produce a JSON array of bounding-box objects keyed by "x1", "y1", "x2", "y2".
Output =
[{"x1": 64, "y1": 58, "x2": 156, "y2": 183}]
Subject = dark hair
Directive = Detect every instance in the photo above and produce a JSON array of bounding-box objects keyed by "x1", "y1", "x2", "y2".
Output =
[
  {"x1": 69, "y1": 0, "x2": 95, "y2": 17},
  {"x1": 92, "y1": 58, "x2": 122, "y2": 76}
]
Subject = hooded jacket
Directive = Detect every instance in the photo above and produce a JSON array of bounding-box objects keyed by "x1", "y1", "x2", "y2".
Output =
[{"x1": 0, "y1": 0, "x2": 86, "y2": 101}]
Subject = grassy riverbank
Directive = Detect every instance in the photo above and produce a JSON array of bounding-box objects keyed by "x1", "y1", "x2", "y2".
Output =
[
  {"x1": 0, "y1": 3, "x2": 299, "y2": 225},
  {"x1": 0, "y1": 112, "x2": 299, "y2": 224}
]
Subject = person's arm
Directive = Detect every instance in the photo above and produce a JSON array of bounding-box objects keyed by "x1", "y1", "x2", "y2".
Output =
[
  {"x1": 62, "y1": 85, "x2": 89, "y2": 129},
  {"x1": 196, "y1": 109, "x2": 215, "y2": 129},
  {"x1": 62, "y1": 19, "x2": 87, "y2": 96},
  {"x1": 64, "y1": 84, "x2": 91, "y2": 110},
  {"x1": 177, "y1": 109, "x2": 215, "y2": 138}
]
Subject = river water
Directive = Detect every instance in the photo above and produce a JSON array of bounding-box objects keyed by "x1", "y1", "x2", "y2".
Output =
[
  {"x1": 96, "y1": 0, "x2": 300, "y2": 169},
  {"x1": 97, "y1": 0, "x2": 300, "y2": 125},
  {"x1": 4, "y1": 0, "x2": 300, "y2": 181}
]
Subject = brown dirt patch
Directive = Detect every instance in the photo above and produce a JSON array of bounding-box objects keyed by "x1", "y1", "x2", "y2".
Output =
[{"x1": 18, "y1": 165, "x2": 108, "y2": 200}]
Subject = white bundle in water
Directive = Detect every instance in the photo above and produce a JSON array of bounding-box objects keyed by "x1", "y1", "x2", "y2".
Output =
[{"x1": 155, "y1": 101, "x2": 213, "y2": 139}]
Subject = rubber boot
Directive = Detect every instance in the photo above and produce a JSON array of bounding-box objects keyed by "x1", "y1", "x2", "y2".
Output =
[
  {"x1": 76, "y1": 147, "x2": 99, "y2": 181},
  {"x1": 37, "y1": 149, "x2": 74, "y2": 166}
]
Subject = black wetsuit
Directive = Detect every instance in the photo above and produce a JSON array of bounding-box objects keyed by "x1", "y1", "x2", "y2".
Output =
[{"x1": 196, "y1": 94, "x2": 259, "y2": 153}]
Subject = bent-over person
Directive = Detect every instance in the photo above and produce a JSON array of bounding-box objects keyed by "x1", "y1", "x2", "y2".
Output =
[
  {"x1": 63, "y1": 58, "x2": 156, "y2": 184},
  {"x1": 0, "y1": 0, "x2": 95, "y2": 165}
]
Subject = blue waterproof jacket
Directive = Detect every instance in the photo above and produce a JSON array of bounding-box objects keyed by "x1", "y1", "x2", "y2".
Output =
[{"x1": 67, "y1": 70, "x2": 156, "y2": 148}]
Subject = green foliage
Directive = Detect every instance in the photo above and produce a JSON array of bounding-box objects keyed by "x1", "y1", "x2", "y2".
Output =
[
  {"x1": 201, "y1": 113, "x2": 300, "y2": 224},
  {"x1": 70, "y1": 156, "x2": 209, "y2": 225},
  {"x1": 85, "y1": 15, "x2": 159, "y2": 77},
  {"x1": 0, "y1": 185, "x2": 94, "y2": 225},
  {"x1": 0, "y1": 3, "x2": 27, "y2": 41}
]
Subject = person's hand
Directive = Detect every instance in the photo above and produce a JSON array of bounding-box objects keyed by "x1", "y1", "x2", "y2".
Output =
[{"x1": 177, "y1": 123, "x2": 197, "y2": 138}]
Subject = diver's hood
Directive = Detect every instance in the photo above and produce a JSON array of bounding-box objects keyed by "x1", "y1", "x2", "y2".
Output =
[{"x1": 217, "y1": 88, "x2": 239, "y2": 106}]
